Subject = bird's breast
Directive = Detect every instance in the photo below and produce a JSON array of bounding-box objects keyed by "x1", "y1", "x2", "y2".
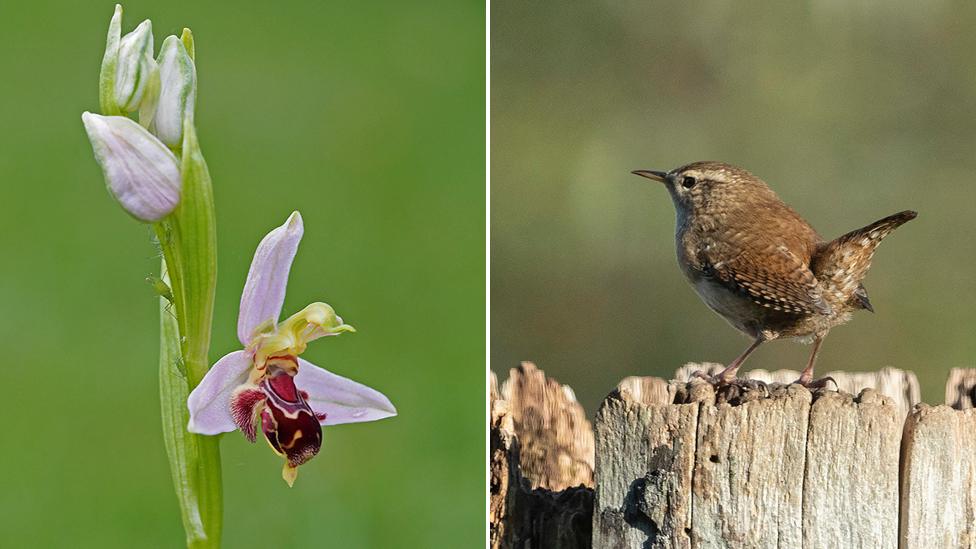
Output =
[{"x1": 687, "y1": 272, "x2": 762, "y2": 337}]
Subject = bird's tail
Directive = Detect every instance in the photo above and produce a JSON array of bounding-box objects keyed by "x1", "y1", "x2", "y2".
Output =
[{"x1": 811, "y1": 210, "x2": 917, "y2": 310}]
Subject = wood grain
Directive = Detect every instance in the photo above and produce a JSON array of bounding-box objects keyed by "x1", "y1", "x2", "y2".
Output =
[{"x1": 900, "y1": 404, "x2": 976, "y2": 548}]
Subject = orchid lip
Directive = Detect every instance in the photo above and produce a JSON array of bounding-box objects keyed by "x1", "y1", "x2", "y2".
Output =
[{"x1": 260, "y1": 370, "x2": 323, "y2": 468}]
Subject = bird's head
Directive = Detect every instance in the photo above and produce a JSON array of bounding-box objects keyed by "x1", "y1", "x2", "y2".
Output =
[{"x1": 632, "y1": 161, "x2": 772, "y2": 214}]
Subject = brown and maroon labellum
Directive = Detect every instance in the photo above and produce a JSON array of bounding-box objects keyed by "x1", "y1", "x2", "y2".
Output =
[{"x1": 260, "y1": 369, "x2": 324, "y2": 467}]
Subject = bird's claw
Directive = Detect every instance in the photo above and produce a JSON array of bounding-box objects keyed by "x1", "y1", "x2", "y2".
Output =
[
  {"x1": 691, "y1": 370, "x2": 716, "y2": 382},
  {"x1": 793, "y1": 375, "x2": 837, "y2": 390},
  {"x1": 690, "y1": 369, "x2": 769, "y2": 397}
]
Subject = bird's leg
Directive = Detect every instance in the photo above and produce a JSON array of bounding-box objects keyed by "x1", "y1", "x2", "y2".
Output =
[
  {"x1": 693, "y1": 337, "x2": 764, "y2": 386},
  {"x1": 794, "y1": 336, "x2": 836, "y2": 389}
]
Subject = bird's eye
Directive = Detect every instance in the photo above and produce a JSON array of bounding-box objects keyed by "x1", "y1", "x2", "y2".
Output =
[{"x1": 681, "y1": 176, "x2": 697, "y2": 189}]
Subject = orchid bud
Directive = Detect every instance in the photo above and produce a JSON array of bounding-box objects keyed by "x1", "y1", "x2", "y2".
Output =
[
  {"x1": 82, "y1": 112, "x2": 181, "y2": 222},
  {"x1": 114, "y1": 19, "x2": 159, "y2": 113},
  {"x1": 153, "y1": 35, "x2": 196, "y2": 147}
]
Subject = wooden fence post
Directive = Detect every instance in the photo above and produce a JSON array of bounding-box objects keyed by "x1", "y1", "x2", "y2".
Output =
[
  {"x1": 674, "y1": 363, "x2": 919, "y2": 419},
  {"x1": 489, "y1": 363, "x2": 595, "y2": 549},
  {"x1": 490, "y1": 371, "x2": 516, "y2": 547},
  {"x1": 803, "y1": 389, "x2": 900, "y2": 548},
  {"x1": 692, "y1": 383, "x2": 810, "y2": 546},
  {"x1": 593, "y1": 379, "x2": 903, "y2": 547},
  {"x1": 945, "y1": 368, "x2": 976, "y2": 409},
  {"x1": 489, "y1": 363, "x2": 957, "y2": 548},
  {"x1": 592, "y1": 378, "x2": 701, "y2": 548},
  {"x1": 499, "y1": 362, "x2": 594, "y2": 490},
  {"x1": 899, "y1": 404, "x2": 976, "y2": 547}
]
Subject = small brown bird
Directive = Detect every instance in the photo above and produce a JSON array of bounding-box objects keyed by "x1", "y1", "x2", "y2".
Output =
[{"x1": 633, "y1": 161, "x2": 916, "y2": 387}]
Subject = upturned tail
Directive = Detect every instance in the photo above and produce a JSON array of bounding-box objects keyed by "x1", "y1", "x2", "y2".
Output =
[{"x1": 811, "y1": 210, "x2": 917, "y2": 311}]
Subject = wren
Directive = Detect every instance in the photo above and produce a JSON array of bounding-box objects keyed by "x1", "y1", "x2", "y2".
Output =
[{"x1": 633, "y1": 161, "x2": 916, "y2": 388}]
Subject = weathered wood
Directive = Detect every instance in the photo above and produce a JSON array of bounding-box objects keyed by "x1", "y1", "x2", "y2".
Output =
[
  {"x1": 693, "y1": 383, "x2": 810, "y2": 547},
  {"x1": 505, "y1": 483, "x2": 594, "y2": 549},
  {"x1": 674, "y1": 362, "x2": 796, "y2": 385},
  {"x1": 899, "y1": 404, "x2": 976, "y2": 548},
  {"x1": 490, "y1": 371, "x2": 514, "y2": 549},
  {"x1": 803, "y1": 389, "x2": 900, "y2": 548},
  {"x1": 594, "y1": 376, "x2": 904, "y2": 548},
  {"x1": 821, "y1": 368, "x2": 920, "y2": 421},
  {"x1": 500, "y1": 361, "x2": 595, "y2": 490},
  {"x1": 490, "y1": 365, "x2": 595, "y2": 549},
  {"x1": 945, "y1": 368, "x2": 976, "y2": 409},
  {"x1": 593, "y1": 377, "x2": 702, "y2": 549},
  {"x1": 493, "y1": 363, "x2": 944, "y2": 548},
  {"x1": 615, "y1": 375, "x2": 672, "y2": 407},
  {"x1": 673, "y1": 362, "x2": 919, "y2": 419}
]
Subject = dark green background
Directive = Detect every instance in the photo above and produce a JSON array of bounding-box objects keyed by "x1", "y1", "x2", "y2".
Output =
[
  {"x1": 492, "y1": 1, "x2": 976, "y2": 412},
  {"x1": 1, "y1": 1, "x2": 483, "y2": 547}
]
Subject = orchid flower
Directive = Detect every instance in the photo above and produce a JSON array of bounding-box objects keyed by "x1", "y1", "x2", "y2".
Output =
[{"x1": 187, "y1": 211, "x2": 396, "y2": 486}]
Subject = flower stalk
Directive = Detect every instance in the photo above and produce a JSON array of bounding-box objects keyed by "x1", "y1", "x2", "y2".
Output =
[
  {"x1": 84, "y1": 5, "x2": 395, "y2": 546},
  {"x1": 154, "y1": 115, "x2": 222, "y2": 547},
  {"x1": 89, "y1": 6, "x2": 220, "y2": 546}
]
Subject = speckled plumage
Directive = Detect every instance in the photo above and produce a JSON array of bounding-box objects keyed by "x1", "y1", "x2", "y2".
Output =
[{"x1": 634, "y1": 161, "x2": 916, "y2": 385}]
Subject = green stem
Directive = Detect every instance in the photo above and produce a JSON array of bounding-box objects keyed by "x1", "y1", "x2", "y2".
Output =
[
  {"x1": 159, "y1": 266, "x2": 222, "y2": 548},
  {"x1": 97, "y1": 7, "x2": 219, "y2": 544},
  {"x1": 155, "y1": 119, "x2": 222, "y2": 547}
]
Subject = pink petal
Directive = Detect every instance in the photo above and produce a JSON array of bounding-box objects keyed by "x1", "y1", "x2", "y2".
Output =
[
  {"x1": 294, "y1": 358, "x2": 397, "y2": 425},
  {"x1": 187, "y1": 350, "x2": 253, "y2": 435},
  {"x1": 81, "y1": 112, "x2": 181, "y2": 222},
  {"x1": 237, "y1": 211, "x2": 304, "y2": 345}
]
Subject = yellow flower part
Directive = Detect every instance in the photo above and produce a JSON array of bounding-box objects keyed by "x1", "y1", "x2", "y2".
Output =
[{"x1": 250, "y1": 302, "x2": 356, "y2": 367}]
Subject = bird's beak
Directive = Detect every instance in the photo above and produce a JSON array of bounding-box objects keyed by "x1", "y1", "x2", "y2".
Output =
[{"x1": 631, "y1": 170, "x2": 669, "y2": 183}]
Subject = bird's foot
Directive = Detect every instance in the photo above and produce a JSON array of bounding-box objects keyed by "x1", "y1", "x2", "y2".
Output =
[
  {"x1": 691, "y1": 369, "x2": 769, "y2": 397},
  {"x1": 792, "y1": 373, "x2": 837, "y2": 390}
]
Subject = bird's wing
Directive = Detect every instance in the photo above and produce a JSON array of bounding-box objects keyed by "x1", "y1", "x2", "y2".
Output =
[{"x1": 700, "y1": 241, "x2": 832, "y2": 316}]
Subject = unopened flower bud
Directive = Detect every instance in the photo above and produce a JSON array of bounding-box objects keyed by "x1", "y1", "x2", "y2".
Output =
[
  {"x1": 82, "y1": 112, "x2": 181, "y2": 222},
  {"x1": 153, "y1": 35, "x2": 196, "y2": 147},
  {"x1": 115, "y1": 19, "x2": 158, "y2": 113}
]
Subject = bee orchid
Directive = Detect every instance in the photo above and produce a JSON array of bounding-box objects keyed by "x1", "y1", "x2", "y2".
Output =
[{"x1": 187, "y1": 211, "x2": 396, "y2": 485}]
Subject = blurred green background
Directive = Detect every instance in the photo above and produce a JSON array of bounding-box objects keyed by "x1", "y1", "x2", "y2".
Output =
[
  {"x1": 492, "y1": 1, "x2": 976, "y2": 413},
  {"x1": 1, "y1": 1, "x2": 483, "y2": 547}
]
